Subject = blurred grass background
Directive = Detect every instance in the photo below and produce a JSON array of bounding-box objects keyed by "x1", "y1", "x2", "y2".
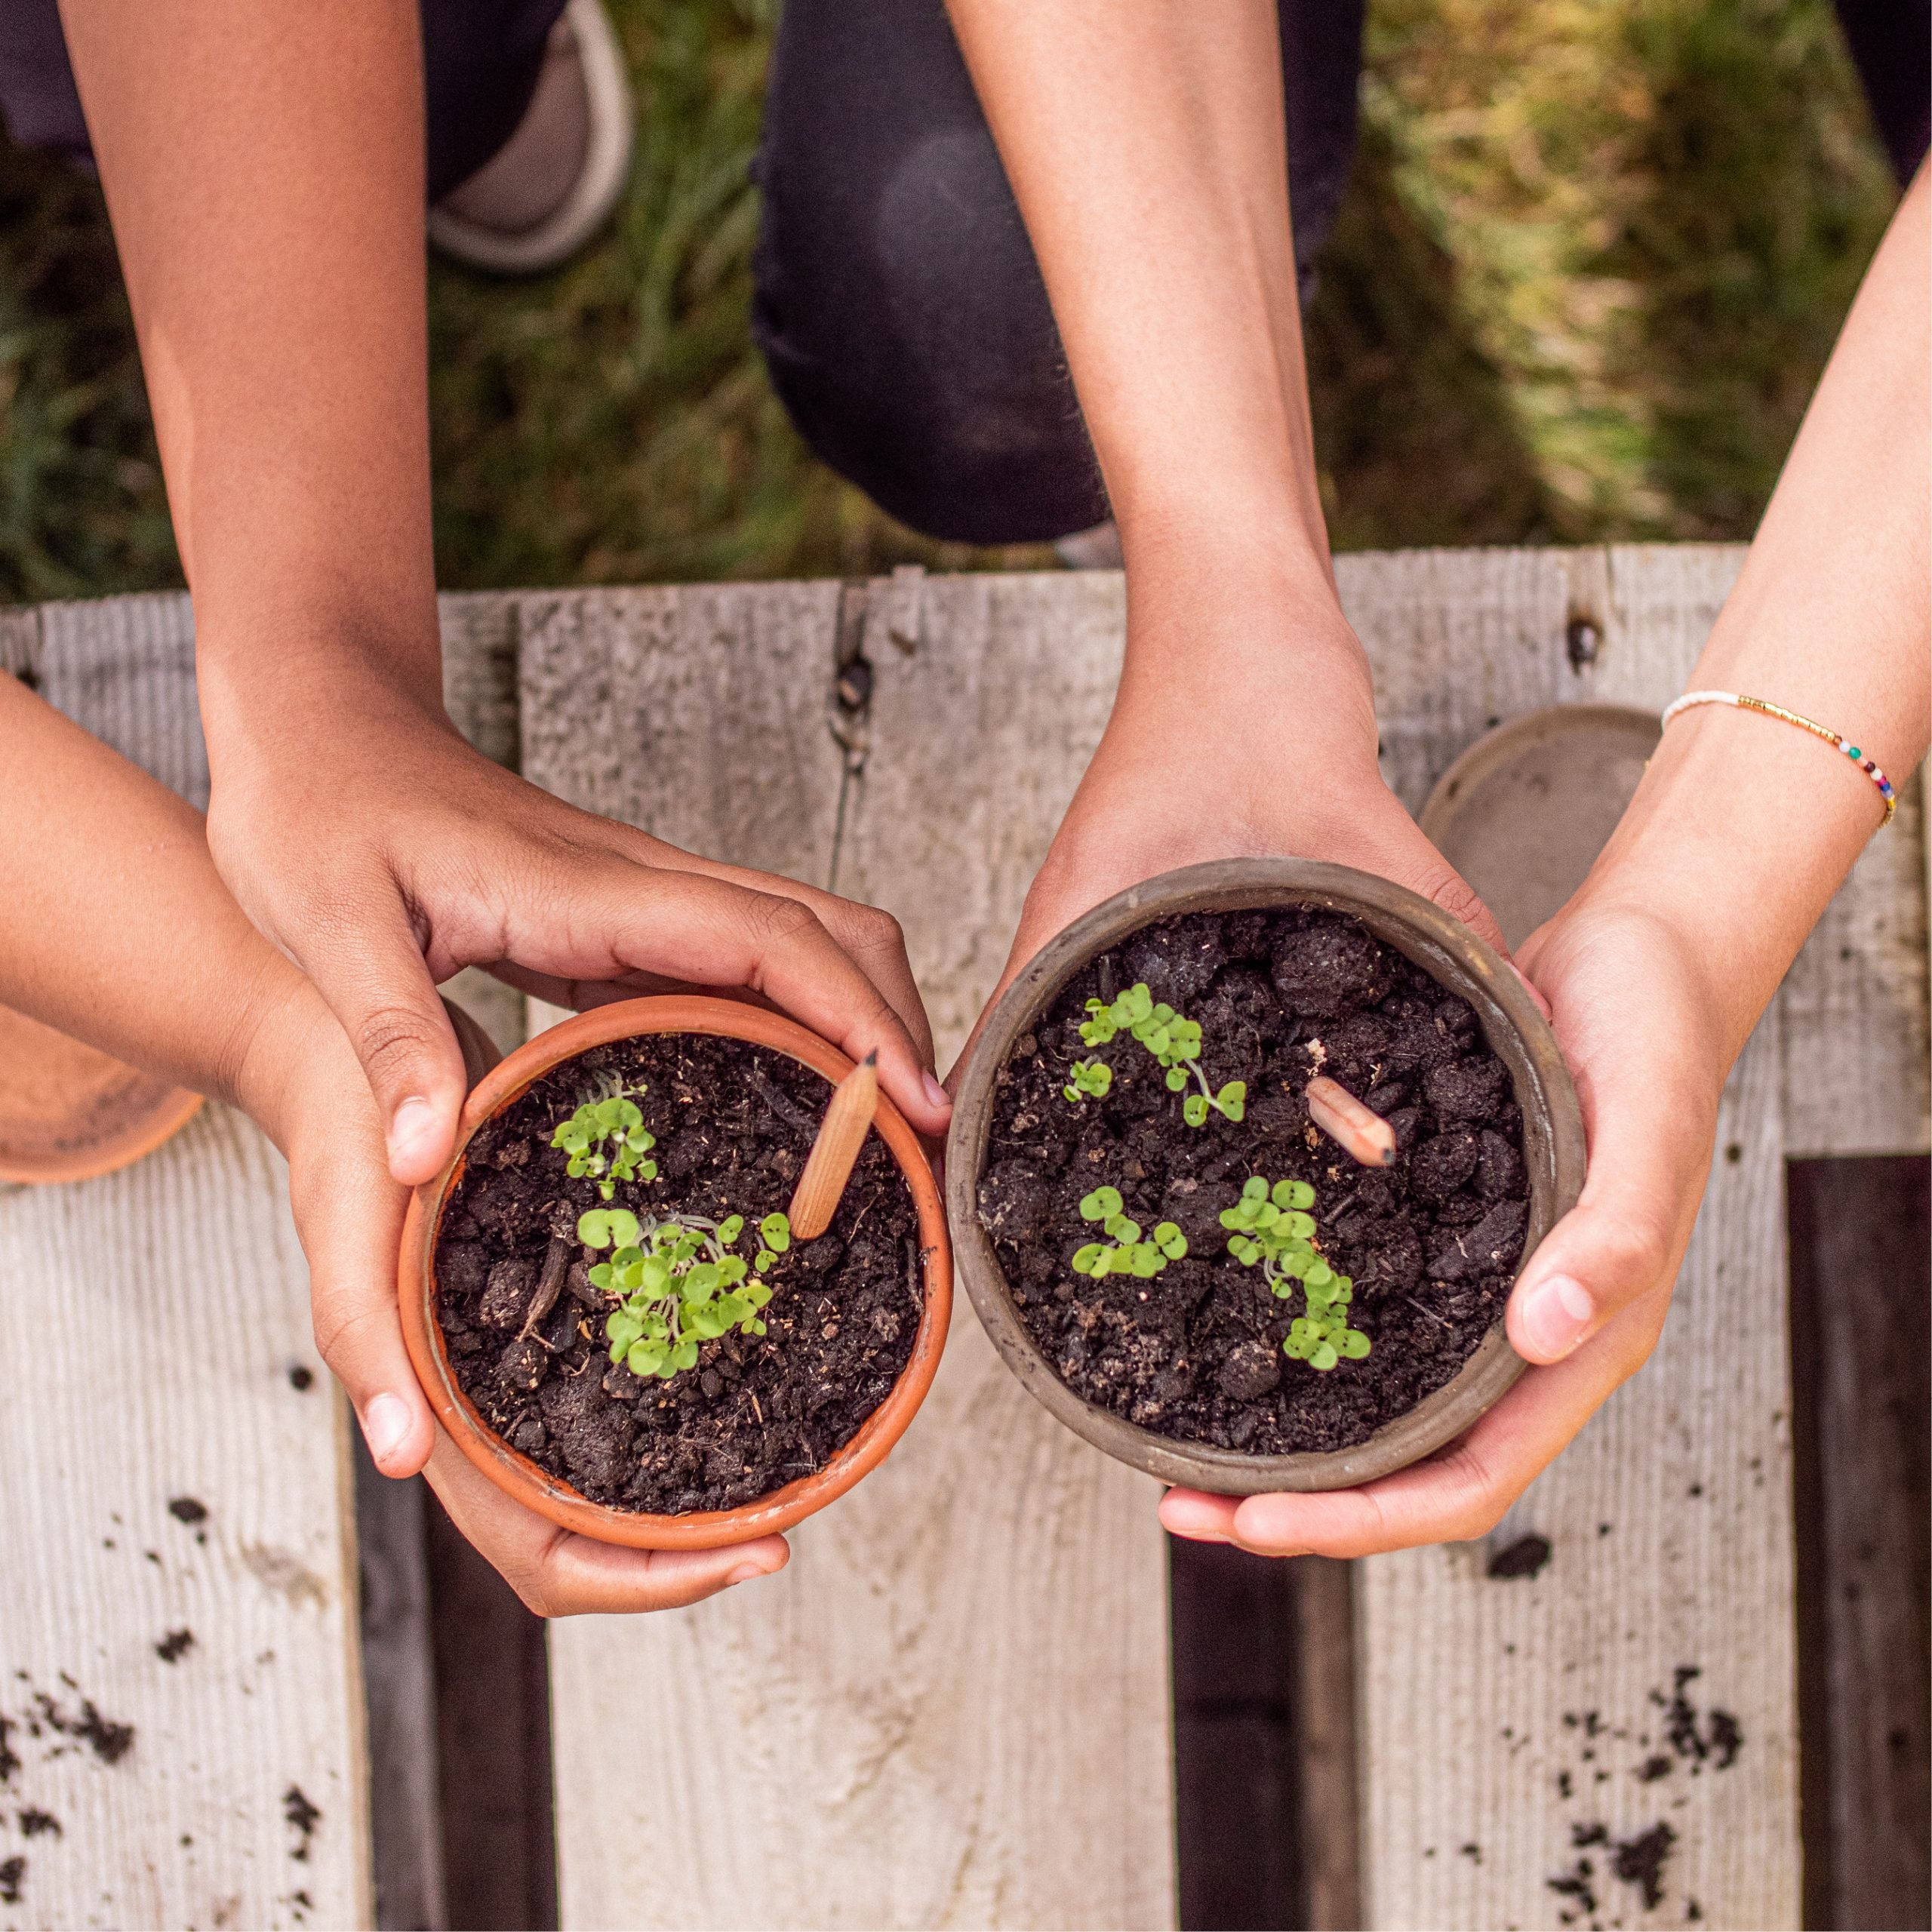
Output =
[{"x1": 0, "y1": 0, "x2": 1898, "y2": 602}]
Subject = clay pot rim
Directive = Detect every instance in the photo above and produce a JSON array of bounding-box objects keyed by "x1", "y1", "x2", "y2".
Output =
[
  {"x1": 0, "y1": 1004, "x2": 205, "y2": 1186},
  {"x1": 945, "y1": 857, "x2": 1586, "y2": 1495},
  {"x1": 398, "y1": 994, "x2": 952, "y2": 1549}
]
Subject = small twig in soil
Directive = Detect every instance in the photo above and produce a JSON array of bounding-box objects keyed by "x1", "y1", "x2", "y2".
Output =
[
  {"x1": 750, "y1": 1064, "x2": 822, "y2": 1140},
  {"x1": 1407, "y1": 1295, "x2": 1453, "y2": 1330},
  {"x1": 517, "y1": 1235, "x2": 574, "y2": 1343},
  {"x1": 751, "y1": 1392, "x2": 764, "y2": 1426}
]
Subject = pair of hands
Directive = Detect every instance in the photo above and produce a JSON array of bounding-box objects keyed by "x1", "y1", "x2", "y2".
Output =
[{"x1": 227, "y1": 589, "x2": 1728, "y2": 1612}]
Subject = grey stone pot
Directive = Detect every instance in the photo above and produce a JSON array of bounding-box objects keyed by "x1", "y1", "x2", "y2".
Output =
[{"x1": 946, "y1": 859, "x2": 1587, "y2": 1494}]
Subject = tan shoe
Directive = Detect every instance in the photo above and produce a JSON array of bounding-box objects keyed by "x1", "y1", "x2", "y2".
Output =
[{"x1": 427, "y1": 0, "x2": 634, "y2": 275}]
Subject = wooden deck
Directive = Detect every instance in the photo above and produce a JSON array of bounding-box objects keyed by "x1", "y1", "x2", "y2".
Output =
[{"x1": 1, "y1": 549, "x2": 1924, "y2": 1930}]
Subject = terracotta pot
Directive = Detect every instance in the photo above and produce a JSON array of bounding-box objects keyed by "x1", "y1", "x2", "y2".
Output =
[
  {"x1": 399, "y1": 995, "x2": 952, "y2": 1549},
  {"x1": 0, "y1": 1003, "x2": 204, "y2": 1186},
  {"x1": 946, "y1": 858, "x2": 1586, "y2": 1495}
]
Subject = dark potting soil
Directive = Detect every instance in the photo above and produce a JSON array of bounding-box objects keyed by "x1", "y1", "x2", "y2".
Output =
[
  {"x1": 434, "y1": 1033, "x2": 921, "y2": 1515},
  {"x1": 979, "y1": 908, "x2": 1531, "y2": 1456}
]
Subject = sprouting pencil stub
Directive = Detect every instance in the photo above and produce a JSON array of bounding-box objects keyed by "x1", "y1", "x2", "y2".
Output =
[
  {"x1": 1305, "y1": 1074, "x2": 1398, "y2": 1170},
  {"x1": 787, "y1": 1051, "x2": 880, "y2": 1239}
]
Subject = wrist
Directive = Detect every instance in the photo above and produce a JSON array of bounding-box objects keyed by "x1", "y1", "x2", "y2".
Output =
[
  {"x1": 1115, "y1": 561, "x2": 1379, "y2": 768},
  {"x1": 197, "y1": 596, "x2": 446, "y2": 761},
  {"x1": 226, "y1": 964, "x2": 333, "y2": 1154}
]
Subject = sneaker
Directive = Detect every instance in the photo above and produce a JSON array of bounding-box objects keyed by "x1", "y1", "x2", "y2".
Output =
[
  {"x1": 426, "y1": 0, "x2": 634, "y2": 275},
  {"x1": 1054, "y1": 521, "x2": 1123, "y2": 570}
]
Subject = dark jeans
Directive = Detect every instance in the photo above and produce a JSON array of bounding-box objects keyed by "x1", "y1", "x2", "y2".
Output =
[
  {"x1": 752, "y1": 0, "x2": 1367, "y2": 546},
  {"x1": 0, "y1": 0, "x2": 566, "y2": 201}
]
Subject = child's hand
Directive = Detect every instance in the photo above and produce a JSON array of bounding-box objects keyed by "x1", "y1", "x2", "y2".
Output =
[
  {"x1": 238, "y1": 977, "x2": 789, "y2": 1614},
  {"x1": 1157, "y1": 891, "x2": 1721, "y2": 1557},
  {"x1": 205, "y1": 678, "x2": 949, "y2": 1192}
]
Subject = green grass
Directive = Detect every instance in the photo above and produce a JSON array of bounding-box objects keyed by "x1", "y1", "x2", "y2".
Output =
[{"x1": 0, "y1": 0, "x2": 1897, "y2": 603}]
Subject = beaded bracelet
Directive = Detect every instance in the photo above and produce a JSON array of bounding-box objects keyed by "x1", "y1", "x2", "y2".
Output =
[{"x1": 1660, "y1": 689, "x2": 1897, "y2": 826}]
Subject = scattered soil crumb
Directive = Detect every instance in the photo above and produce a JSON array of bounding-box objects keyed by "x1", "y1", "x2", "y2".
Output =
[
  {"x1": 1546, "y1": 1853, "x2": 1597, "y2": 1921},
  {"x1": 288, "y1": 1365, "x2": 315, "y2": 1391},
  {"x1": 0, "y1": 1854, "x2": 22, "y2": 1906},
  {"x1": 0, "y1": 1716, "x2": 17, "y2": 1783},
  {"x1": 283, "y1": 1784, "x2": 320, "y2": 1861},
  {"x1": 31, "y1": 1691, "x2": 134, "y2": 1766},
  {"x1": 166, "y1": 1497, "x2": 208, "y2": 1524},
  {"x1": 1487, "y1": 1532, "x2": 1552, "y2": 1580},
  {"x1": 17, "y1": 1808, "x2": 60, "y2": 1838},
  {"x1": 155, "y1": 1629, "x2": 195, "y2": 1665},
  {"x1": 1611, "y1": 1821, "x2": 1678, "y2": 1910}
]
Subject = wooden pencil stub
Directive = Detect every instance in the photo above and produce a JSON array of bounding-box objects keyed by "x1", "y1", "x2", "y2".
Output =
[
  {"x1": 1306, "y1": 1074, "x2": 1398, "y2": 1169},
  {"x1": 788, "y1": 1052, "x2": 879, "y2": 1238}
]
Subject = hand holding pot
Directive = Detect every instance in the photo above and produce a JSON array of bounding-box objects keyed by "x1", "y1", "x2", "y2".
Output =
[
  {"x1": 967, "y1": 574, "x2": 1516, "y2": 1069},
  {"x1": 1158, "y1": 894, "x2": 1715, "y2": 1555},
  {"x1": 202, "y1": 667, "x2": 951, "y2": 1189},
  {"x1": 242, "y1": 980, "x2": 789, "y2": 1612}
]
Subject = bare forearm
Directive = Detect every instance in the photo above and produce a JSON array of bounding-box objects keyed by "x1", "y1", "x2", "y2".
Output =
[
  {"x1": 57, "y1": 0, "x2": 441, "y2": 726},
  {"x1": 943, "y1": 0, "x2": 1329, "y2": 590},
  {"x1": 1583, "y1": 166, "x2": 1930, "y2": 1057},
  {"x1": 0, "y1": 674, "x2": 299, "y2": 1123}
]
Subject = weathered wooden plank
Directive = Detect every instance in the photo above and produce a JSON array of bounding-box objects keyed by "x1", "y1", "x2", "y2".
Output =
[
  {"x1": 1349, "y1": 543, "x2": 1804, "y2": 1928},
  {"x1": 518, "y1": 582, "x2": 845, "y2": 861},
  {"x1": 0, "y1": 1108, "x2": 370, "y2": 1929},
  {"x1": 525, "y1": 577, "x2": 1174, "y2": 1931},
  {"x1": 35, "y1": 593, "x2": 205, "y2": 807},
  {"x1": 438, "y1": 591, "x2": 522, "y2": 776},
  {"x1": 842, "y1": 570, "x2": 1127, "y2": 1063},
  {"x1": 1358, "y1": 1013, "x2": 1795, "y2": 1930},
  {"x1": 1788, "y1": 1155, "x2": 1931, "y2": 1932}
]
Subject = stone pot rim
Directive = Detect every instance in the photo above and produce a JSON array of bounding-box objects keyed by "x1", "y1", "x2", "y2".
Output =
[{"x1": 944, "y1": 858, "x2": 1586, "y2": 1494}]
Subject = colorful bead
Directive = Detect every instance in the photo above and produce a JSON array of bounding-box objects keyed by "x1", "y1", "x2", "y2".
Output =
[{"x1": 1660, "y1": 690, "x2": 1897, "y2": 827}]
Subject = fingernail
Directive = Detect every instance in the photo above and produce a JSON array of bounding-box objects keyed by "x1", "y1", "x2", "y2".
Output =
[
  {"x1": 388, "y1": 1096, "x2": 438, "y2": 1168},
  {"x1": 1520, "y1": 1273, "x2": 1595, "y2": 1360},
  {"x1": 363, "y1": 1392, "x2": 412, "y2": 1467},
  {"x1": 921, "y1": 1071, "x2": 952, "y2": 1115},
  {"x1": 726, "y1": 1561, "x2": 774, "y2": 1587}
]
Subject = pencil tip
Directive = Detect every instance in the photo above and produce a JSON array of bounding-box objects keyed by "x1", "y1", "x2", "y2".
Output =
[{"x1": 862, "y1": 1049, "x2": 878, "y2": 1066}]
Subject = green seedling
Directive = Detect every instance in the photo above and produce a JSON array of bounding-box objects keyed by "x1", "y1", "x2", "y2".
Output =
[
  {"x1": 552, "y1": 1088, "x2": 657, "y2": 1201},
  {"x1": 1063, "y1": 1059, "x2": 1114, "y2": 1103},
  {"x1": 578, "y1": 1204, "x2": 789, "y2": 1382},
  {"x1": 1220, "y1": 1176, "x2": 1371, "y2": 1373},
  {"x1": 1071, "y1": 1185, "x2": 1189, "y2": 1280},
  {"x1": 1066, "y1": 982, "x2": 1245, "y2": 1127}
]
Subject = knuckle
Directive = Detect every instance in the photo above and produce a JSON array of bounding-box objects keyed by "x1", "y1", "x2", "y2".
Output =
[
  {"x1": 848, "y1": 903, "x2": 908, "y2": 958},
  {"x1": 1426, "y1": 870, "x2": 1494, "y2": 937},
  {"x1": 743, "y1": 891, "x2": 824, "y2": 952},
  {"x1": 310, "y1": 1299, "x2": 383, "y2": 1375},
  {"x1": 354, "y1": 1003, "x2": 443, "y2": 1088}
]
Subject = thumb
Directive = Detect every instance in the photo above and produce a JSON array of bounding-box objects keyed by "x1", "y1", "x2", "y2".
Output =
[
  {"x1": 304, "y1": 896, "x2": 470, "y2": 1186},
  {"x1": 1505, "y1": 1055, "x2": 1712, "y2": 1366},
  {"x1": 289, "y1": 1103, "x2": 438, "y2": 1479}
]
